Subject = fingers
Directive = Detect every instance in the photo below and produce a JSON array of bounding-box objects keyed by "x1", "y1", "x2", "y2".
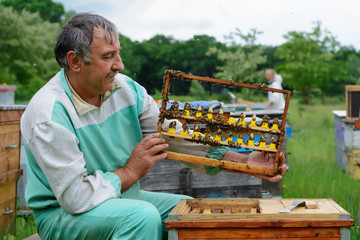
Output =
[
  {"x1": 152, "y1": 151, "x2": 168, "y2": 163},
  {"x1": 138, "y1": 133, "x2": 168, "y2": 152},
  {"x1": 279, "y1": 163, "x2": 287, "y2": 175},
  {"x1": 147, "y1": 142, "x2": 169, "y2": 156},
  {"x1": 276, "y1": 152, "x2": 286, "y2": 175},
  {"x1": 278, "y1": 152, "x2": 285, "y2": 166},
  {"x1": 266, "y1": 174, "x2": 283, "y2": 182}
]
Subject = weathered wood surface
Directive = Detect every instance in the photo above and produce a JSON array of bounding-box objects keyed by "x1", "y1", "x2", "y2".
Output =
[
  {"x1": 165, "y1": 199, "x2": 354, "y2": 240},
  {"x1": 0, "y1": 108, "x2": 24, "y2": 238},
  {"x1": 140, "y1": 158, "x2": 262, "y2": 198},
  {"x1": 177, "y1": 227, "x2": 341, "y2": 239},
  {"x1": 165, "y1": 198, "x2": 355, "y2": 223},
  {"x1": 165, "y1": 151, "x2": 275, "y2": 176}
]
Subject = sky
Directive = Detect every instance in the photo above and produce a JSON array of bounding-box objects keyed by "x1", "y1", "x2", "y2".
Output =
[{"x1": 58, "y1": 0, "x2": 360, "y2": 50}]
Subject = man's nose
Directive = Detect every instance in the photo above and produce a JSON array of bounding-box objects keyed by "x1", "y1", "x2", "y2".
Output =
[{"x1": 113, "y1": 54, "x2": 124, "y2": 72}]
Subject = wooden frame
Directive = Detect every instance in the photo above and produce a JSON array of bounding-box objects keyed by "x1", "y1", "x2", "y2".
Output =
[
  {"x1": 345, "y1": 85, "x2": 360, "y2": 121},
  {"x1": 157, "y1": 70, "x2": 291, "y2": 176}
]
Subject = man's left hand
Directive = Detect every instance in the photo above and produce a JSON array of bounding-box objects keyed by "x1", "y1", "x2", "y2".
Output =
[{"x1": 222, "y1": 150, "x2": 286, "y2": 182}]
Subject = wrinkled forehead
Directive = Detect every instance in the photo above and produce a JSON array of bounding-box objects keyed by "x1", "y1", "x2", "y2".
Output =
[{"x1": 93, "y1": 26, "x2": 118, "y2": 44}]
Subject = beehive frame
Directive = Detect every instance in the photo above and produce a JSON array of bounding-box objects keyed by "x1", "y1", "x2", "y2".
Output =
[{"x1": 157, "y1": 70, "x2": 291, "y2": 176}]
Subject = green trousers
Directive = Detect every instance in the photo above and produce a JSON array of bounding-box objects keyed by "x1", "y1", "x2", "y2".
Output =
[{"x1": 33, "y1": 190, "x2": 191, "y2": 240}]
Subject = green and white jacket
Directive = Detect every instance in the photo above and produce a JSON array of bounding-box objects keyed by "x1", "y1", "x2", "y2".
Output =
[{"x1": 21, "y1": 69, "x2": 225, "y2": 214}]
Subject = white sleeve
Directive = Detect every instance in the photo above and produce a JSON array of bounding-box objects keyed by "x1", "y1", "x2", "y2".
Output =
[{"x1": 27, "y1": 121, "x2": 120, "y2": 214}]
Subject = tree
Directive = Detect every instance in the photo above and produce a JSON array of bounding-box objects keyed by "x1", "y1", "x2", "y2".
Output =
[
  {"x1": 208, "y1": 28, "x2": 267, "y2": 99},
  {"x1": 275, "y1": 22, "x2": 347, "y2": 104},
  {"x1": 0, "y1": 6, "x2": 60, "y2": 101},
  {"x1": 0, "y1": 0, "x2": 65, "y2": 23},
  {"x1": 133, "y1": 34, "x2": 225, "y2": 95}
]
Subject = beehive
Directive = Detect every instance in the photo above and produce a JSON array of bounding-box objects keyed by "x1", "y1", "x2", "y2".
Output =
[
  {"x1": 0, "y1": 106, "x2": 24, "y2": 237},
  {"x1": 157, "y1": 70, "x2": 291, "y2": 177},
  {"x1": 165, "y1": 198, "x2": 354, "y2": 240}
]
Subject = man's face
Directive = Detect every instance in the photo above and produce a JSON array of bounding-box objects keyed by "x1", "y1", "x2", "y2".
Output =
[
  {"x1": 265, "y1": 70, "x2": 274, "y2": 82},
  {"x1": 80, "y1": 27, "x2": 124, "y2": 96}
]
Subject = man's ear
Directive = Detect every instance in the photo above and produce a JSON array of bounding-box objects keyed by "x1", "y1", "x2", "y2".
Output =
[{"x1": 67, "y1": 51, "x2": 82, "y2": 72}]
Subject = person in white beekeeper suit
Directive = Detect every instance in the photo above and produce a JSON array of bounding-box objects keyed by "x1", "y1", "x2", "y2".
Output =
[{"x1": 264, "y1": 69, "x2": 286, "y2": 111}]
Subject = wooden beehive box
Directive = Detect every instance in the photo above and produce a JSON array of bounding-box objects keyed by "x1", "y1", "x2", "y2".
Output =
[
  {"x1": 0, "y1": 106, "x2": 24, "y2": 237},
  {"x1": 345, "y1": 85, "x2": 360, "y2": 121},
  {"x1": 165, "y1": 198, "x2": 355, "y2": 240},
  {"x1": 157, "y1": 70, "x2": 291, "y2": 176}
]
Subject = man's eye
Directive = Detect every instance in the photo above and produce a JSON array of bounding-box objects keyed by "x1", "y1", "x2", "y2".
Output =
[{"x1": 104, "y1": 53, "x2": 113, "y2": 59}]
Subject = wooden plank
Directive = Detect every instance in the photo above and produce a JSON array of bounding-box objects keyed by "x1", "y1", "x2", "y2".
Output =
[
  {"x1": 176, "y1": 212, "x2": 344, "y2": 222},
  {"x1": 165, "y1": 151, "x2": 275, "y2": 176},
  {"x1": 0, "y1": 169, "x2": 22, "y2": 186},
  {"x1": 305, "y1": 200, "x2": 318, "y2": 209},
  {"x1": 178, "y1": 227, "x2": 340, "y2": 239},
  {"x1": 168, "y1": 199, "x2": 188, "y2": 221},
  {"x1": 203, "y1": 208, "x2": 212, "y2": 214},
  {"x1": 0, "y1": 198, "x2": 16, "y2": 237},
  {"x1": 251, "y1": 208, "x2": 257, "y2": 214},
  {"x1": 0, "y1": 110, "x2": 23, "y2": 124},
  {"x1": 328, "y1": 199, "x2": 351, "y2": 215},
  {"x1": 187, "y1": 199, "x2": 259, "y2": 208},
  {"x1": 212, "y1": 209, "x2": 222, "y2": 214},
  {"x1": 223, "y1": 208, "x2": 232, "y2": 214},
  {"x1": 180, "y1": 205, "x2": 192, "y2": 215},
  {"x1": 0, "y1": 124, "x2": 20, "y2": 135},
  {"x1": 259, "y1": 199, "x2": 285, "y2": 214},
  {"x1": 167, "y1": 199, "x2": 354, "y2": 223},
  {"x1": 165, "y1": 220, "x2": 355, "y2": 229},
  {"x1": 176, "y1": 238, "x2": 339, "y2": 240},
  {"x1": 190, "y1": 208, "x2": 201, "y2": 214},
  {"x1": 0, "y1": 153, "x2": 20, "y2": 175},
  {"x1": 0, "y1": 182, "x2": 16, "y2": 204},
  {"x1": 0, "y1": 125, "x2": 20, "y2": 175}
]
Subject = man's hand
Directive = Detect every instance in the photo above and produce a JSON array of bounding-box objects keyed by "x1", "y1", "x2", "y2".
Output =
[
  {"x1": 223, "y1": 150, "x2": 286, "y2": 182},
  {"x1": 247, "y1": 151, "x2": 286, "y2": 182},
  {"x1": 113, "y1": 133, "x2": 168, "y2": 192}
]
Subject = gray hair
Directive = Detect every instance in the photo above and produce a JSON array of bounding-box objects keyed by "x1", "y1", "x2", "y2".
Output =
[{"x1": 54, "y1": 13, "x2": 118, "y2": 72}]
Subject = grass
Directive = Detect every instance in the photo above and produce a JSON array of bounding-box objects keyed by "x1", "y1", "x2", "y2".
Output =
[
  {"x1": 8, "y1": 96, "x2": 360, "y2": 239},
  {"x1": 283, "y1": 98, "x2": 360, "y2": 239},
  {"x1": 3, "y1": 215, "x2": 36, "y2": 240}
]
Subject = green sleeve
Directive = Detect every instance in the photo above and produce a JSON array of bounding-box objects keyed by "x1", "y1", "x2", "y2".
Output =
[{"x1": 204, "y1": 146, "x2": 229, "y2": 176}]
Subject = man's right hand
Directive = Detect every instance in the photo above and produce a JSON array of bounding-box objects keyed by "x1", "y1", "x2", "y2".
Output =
[{"x1": 113, "y1": 133, "x2": 168, "y2": 192}]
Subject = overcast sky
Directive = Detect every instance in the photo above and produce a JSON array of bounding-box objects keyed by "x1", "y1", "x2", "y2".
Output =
[{"x1": 59, "y1": 0, "x2": 360, "y2": 50}]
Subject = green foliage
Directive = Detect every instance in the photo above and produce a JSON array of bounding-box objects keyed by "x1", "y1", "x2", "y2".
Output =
[
  {"x1": 130, "y1": 34, "x2": 226, "y2": 95},
  {"x1": 283, "y1": 99, "x2": 360, "y2": 239},
  {"x1": 0, "y1": 0, "x2": 65, "y2": 23},
  {"x1": 189, "y1": 80, "x2": 207, "y2": 99},
  {"x1": 275, "y1": 22, "x2": 351, "y2": 104},
  {"x1": 0, "y1": 5, "x2": 60, "y2": 101},
  {"x1": 208, "y1": 28, "x2": 267, "y2": 100}
]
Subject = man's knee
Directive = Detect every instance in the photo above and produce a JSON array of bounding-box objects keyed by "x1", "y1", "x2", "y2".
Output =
[{"x1": 128, "y1": 201, "x2": 161, "y2": 226}]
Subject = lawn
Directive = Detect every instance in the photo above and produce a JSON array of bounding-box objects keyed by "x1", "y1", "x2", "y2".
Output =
[
  {"x1": 283, "y1": 98, "x2": 360, "y2": 239},
  {"x1": 5, "y1": 97, "x2": 360, "y2": 240}
]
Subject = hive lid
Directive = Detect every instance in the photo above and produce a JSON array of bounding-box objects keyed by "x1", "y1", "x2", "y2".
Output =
[{"x1": 166, "y1": 198, "x2": 354, "y2": 225}]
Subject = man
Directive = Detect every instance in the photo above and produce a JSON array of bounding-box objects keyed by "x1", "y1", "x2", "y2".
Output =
[
  {"x1": 21, "y1": 13, "x2": 286, "y2": 239},
  {"x1": 264, "y1": 69, "x2": 286, "y2": 111}
]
